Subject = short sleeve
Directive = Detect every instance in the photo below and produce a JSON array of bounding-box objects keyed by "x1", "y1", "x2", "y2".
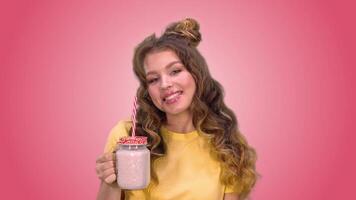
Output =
[{"x1": 103, "y1": 119, "x2": 131, "y2": 153}]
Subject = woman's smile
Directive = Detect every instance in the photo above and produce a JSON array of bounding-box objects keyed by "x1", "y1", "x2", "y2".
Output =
[{"x1": 162, "y1": 91, "x2": 183, "y2": 104}]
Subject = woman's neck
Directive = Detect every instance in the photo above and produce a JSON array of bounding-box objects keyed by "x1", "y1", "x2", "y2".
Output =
[{"x1": 165, "y1": 111, "x2": 195, "y2": 133}]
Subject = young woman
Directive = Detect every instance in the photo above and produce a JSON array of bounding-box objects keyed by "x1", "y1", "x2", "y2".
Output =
[{"x1": 96, "y1": 18, "x2": 258, "y2": 200}]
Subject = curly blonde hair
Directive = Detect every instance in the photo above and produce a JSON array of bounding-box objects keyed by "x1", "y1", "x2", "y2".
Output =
[{"x1": 131, "y1": 18, "x2": 258, "y2": 199}]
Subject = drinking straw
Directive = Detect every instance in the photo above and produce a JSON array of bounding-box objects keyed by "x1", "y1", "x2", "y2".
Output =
[{"x1": 131, "y1": 96, "x2": 137, "y2": 137}]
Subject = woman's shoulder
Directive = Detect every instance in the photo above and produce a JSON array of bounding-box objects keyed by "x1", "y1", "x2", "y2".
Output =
[
  {"x1": 103, "y1": 118, "x2": 132, "y2": 153},
  {"x1": 113, "y1": 118, "x2": 133, "y2": 132}
]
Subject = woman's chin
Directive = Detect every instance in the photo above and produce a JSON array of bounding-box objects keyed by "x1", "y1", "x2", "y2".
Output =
[{"x1": 164, "y1": 107, "x2": 191, "y2": 117}]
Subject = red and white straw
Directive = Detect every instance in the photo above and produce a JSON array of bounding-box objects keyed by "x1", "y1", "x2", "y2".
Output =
[{"x1": 131, "y1": 96, "x2": 138, "y2": 137}]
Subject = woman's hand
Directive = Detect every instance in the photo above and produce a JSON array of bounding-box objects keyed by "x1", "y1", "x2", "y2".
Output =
[{"x1": 96, "y1": 152, "x2": 117, "y2": 184}]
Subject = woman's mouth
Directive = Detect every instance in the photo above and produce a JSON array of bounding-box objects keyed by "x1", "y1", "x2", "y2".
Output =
[{"x1": 163, "y1": 91, "x2": 183, "y2": 104}]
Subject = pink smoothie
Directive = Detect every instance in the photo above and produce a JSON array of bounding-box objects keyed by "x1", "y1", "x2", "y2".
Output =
[{"x1": 116, "y1": 137, "x2": 150, "y2": 189}]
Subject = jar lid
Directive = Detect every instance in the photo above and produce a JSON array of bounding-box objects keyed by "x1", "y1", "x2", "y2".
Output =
[{"x1": 118, "y1": 136, "x2": 147, "y2": 145}]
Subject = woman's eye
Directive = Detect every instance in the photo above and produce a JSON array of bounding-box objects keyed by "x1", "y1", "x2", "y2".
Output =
[
  {"x1": 171, "y1": 69, "x2": 182, "y2": 75},
  {"x1": 147, "y1": 78, "x2": 158, "y2": 84}
]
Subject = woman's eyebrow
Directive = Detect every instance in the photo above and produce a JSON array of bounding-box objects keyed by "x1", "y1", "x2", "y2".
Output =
[{"x1": 146, "y1": 60, "x2": 182, "y2": 76}]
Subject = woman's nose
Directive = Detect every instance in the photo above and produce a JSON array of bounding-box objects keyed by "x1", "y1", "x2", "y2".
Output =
[{"x1": 160, "y1": 75, "x2": 172, "y2": 89}]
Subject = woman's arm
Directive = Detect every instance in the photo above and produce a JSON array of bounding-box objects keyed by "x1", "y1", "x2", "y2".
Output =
[
  {"x1": 224, "y1": 193, "x2": 239, "y2": 200},
  {"x1": 96, "y1": 181, "x2": 122, "y2": 200}
]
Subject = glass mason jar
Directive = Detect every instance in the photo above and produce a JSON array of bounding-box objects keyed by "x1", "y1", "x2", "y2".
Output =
[{"x1": 116, "y1": 136, "x2": 150, "y2": 190}]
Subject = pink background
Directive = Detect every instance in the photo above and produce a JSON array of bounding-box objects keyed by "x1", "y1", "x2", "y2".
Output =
[{"x1": 1, "y1": 0, "x2": 355, "y2": 199}]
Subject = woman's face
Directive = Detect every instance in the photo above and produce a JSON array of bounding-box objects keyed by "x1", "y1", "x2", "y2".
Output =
[{"x1": 143, "y1": 49, "x2": 196, "y2": 118}]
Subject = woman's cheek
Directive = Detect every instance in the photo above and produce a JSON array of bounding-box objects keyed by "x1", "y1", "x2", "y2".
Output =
[{"x1": 148, "y1": 89, "x2": 162, "y2": 110}]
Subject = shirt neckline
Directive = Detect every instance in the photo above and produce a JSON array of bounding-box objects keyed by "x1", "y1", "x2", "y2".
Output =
[{"x1": 160, "y1": 126, "x2": 199, "y2": 141}]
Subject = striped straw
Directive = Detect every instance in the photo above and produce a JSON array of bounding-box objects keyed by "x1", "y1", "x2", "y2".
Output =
[{"x1": 131, "y1": 96, "x2": 138, "y2": 137}]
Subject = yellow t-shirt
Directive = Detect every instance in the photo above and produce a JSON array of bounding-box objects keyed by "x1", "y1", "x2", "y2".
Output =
[{"x1": 104, "y1": 120, "x2": 241, "y2": 200}]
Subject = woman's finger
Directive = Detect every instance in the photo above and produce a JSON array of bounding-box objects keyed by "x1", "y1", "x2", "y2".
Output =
[
  {"x1": 96, "y1": 160, "x2": 115, "y2": 175},
  {"x1": 96, "y1": 152, "x2": 115, "y2": 163},
  {"x1": 104, "y1": 174, "x2": 117, "y2": 184},
  {"x1": 102, "y1": 167, "x2": 116, "y2": 179}
]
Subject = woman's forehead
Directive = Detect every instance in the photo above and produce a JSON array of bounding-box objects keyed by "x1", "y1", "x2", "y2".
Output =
[{"x1": 143, "y1": 50, "x2": 182, "y2": 74}]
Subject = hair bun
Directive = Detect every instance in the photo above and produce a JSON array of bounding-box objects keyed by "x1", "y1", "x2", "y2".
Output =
[{"x1": 164, "y1": 18, "x2": 202, "y2": 47}]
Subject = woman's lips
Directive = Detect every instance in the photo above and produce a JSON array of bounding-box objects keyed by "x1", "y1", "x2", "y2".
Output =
[{"x1": 163, "y1": 91, "x2": 183, "y2": 104}]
